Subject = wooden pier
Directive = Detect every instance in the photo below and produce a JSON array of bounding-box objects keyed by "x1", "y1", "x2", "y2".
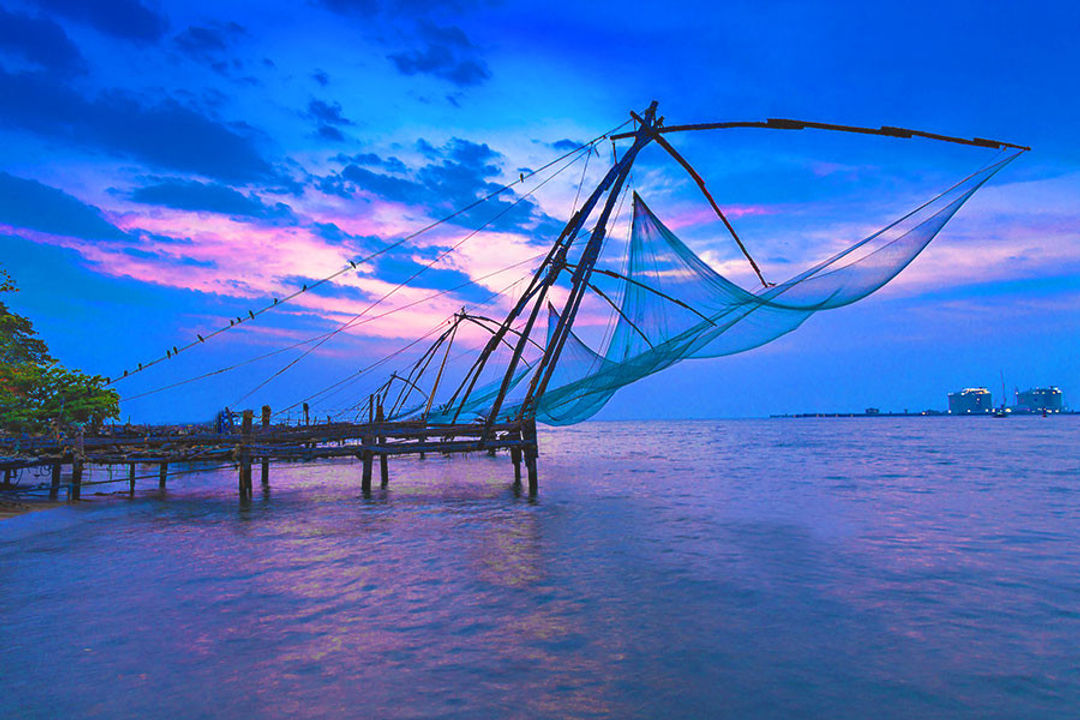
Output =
[
  {"x1": 5, "y1": 102, "x2": 1016, "y2": 505},
  {"x1": 0, "y1": 410, "x2": 540, "y2": 500}
]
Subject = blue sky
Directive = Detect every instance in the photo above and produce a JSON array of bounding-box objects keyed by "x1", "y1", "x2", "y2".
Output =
[{"x1": 1, "y1": 0, "x2": 1078, "y2": 422}]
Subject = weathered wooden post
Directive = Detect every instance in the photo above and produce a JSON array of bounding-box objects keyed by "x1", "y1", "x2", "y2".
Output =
[
  {"x1": 239, "y1": 409, "x2": 253, "y2": 498},
  {"x1": 303, "y1": 402, "x2": 310, "y2": 426},
  {"x1": 361, "y1": 434, "x2": 373, "y2": 493},
  {"x1": 50, "y1": 463, "x2": 61, "y2": 500},
  {"x1": 2, "y1": 468, "x2": 11, "y2": 488},
  {"x1": 376, "y1": 404, "x2": 388, "y2": 487},
  {"x1": 72, "y1": 428, "x2": 85, "y2": 499},
  {"x1": 510, "y1": 441, "x2": 522, "y2": 486},
  {"x1": 159, "y1": 462, "x2": 168, "y2": 489},
  {"x1": 128, "y1": 462, "x2": 136, "y2": 497},
  {"x1": 71, "y1": 459, "x2": 83, "y2": 500},
  {"x1": 523, "y1": 417, "x2": 538, "y2": 495},
  {"x1": 260, "y1": 405, "x2": 271, "y2": 486}
]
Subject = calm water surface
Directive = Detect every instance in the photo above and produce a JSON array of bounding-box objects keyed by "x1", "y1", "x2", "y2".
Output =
[{"x1": 2, "y1": 418, "x2": 1079, "y2": 719}]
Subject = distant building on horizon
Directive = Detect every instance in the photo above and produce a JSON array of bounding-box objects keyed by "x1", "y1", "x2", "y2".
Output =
[
  {"x1": 1015, "y1": 387, "x2": 1064, "y2": 413},
  {"x1": 948, "y1": 388, "x2": 993, "y2": 414}
]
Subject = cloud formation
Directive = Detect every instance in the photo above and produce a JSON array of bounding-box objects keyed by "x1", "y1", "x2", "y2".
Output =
[
  {"x1": 0, "y1": 7, "x2": 85, "y2": 75},
  {"x1": 0, "y1": 172, "x2": 128, "y2": 241},
  {"x1": 174, "y1": 21, "x2": 248, "y2": 76},
  {"x1": 307, "y1": 99, "x2": 354, "y2": 142},
  {"x1": 31, "y1": 0, "x2": 168, "y2": 42},
  {"x1": 387, "y1": 22, "x2": 491, "y2": 87},
  {"x1": 318, "y1": 138, "x2": 558, "y2": 236},
  {"x1": 129, "y1": 178, "x2": 295, "y2": 221},
  {"x1": 0, "y1": 69, "x2": 271, "y2": 181}
]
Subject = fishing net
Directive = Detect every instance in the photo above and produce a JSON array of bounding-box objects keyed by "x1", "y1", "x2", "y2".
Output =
[
  {"x1": 405, "y1": 150, "x2": 1019, "y2": 426},
  {"x1": 527, "y1": 151, "x2": 1020, "y2": 424}
]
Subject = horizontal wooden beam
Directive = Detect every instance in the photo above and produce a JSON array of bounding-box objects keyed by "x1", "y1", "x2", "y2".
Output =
[
  {"x1": 0, "y1": 419, "x2": 533, "y2": 472},
  {"x1": 610, "y1": 117, "x2": 1030, "y2": 151}
]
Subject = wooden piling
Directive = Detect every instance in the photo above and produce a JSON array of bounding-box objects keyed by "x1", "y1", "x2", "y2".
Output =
[
  {"x1": 525, "y1": 448, "x2": 538, "y2": 494},
  {"x1": 523, "y1": 417, "x2": 538, "y2": 494},
  {"x1": 50, "y1": 463, "x2": 61, "y2": 500},
  {"x1": 361, "y1": 435, "x2": 373, "y2": 493},
  {"x1": 240, "y1": 409, "x2": 254, "y2": 497},
  {"x1": 511, "y1": 446, "x2": 522, "y2": 485},
  {"x1": 2, "y1": 468, "x2": 12, "y2": 488},
  {"x1": 128, "y1": 462, "x2": 136, "y2": 497},
  {"x1": 159, "y1": 462, "x2": 168, "y2": 489},
  {"x1": 71, "y1": 459, "x2": 83, "y2": 500},
  {"x1": 261, "y1": 405, "x2": 271, "y2": 485}
]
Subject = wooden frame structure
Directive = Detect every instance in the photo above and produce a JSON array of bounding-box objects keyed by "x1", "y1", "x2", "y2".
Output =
[{"x1": 0, "y1": 102, "x2": 1028, "y2": 501}]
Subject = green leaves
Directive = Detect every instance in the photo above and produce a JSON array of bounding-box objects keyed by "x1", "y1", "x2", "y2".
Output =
[{"x1": 0, "y1": 265, "x2": 119, "y2": 433}]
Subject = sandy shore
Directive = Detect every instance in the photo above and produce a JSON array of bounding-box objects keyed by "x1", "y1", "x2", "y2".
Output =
[{"x1": 0, "y1": 498, "x2": 63, "y2": 521}]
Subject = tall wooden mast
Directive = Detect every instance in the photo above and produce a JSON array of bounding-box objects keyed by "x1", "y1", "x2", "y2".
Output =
[{"x1": 473, "y1": 101, "x2": 661, "y2": 425}]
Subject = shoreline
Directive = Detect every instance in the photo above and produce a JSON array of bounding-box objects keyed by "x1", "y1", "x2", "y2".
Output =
[{"x1": 0, "y1": 497, "x2": 63, "y2": 521}]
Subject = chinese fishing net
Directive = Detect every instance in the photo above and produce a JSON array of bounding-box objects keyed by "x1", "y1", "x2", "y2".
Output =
[{"x1": 419, "y1": 149, "x2": 1020, "y2": 425}]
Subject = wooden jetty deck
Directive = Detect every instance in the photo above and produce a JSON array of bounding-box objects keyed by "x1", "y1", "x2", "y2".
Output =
[{"x1": 0, "y1": 407, "x2": 540, "y2": 500}]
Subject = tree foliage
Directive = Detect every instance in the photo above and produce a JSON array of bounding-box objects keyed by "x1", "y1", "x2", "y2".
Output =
[{"x1": 0, "y1": 266, "x2": 119, "y2": 434}]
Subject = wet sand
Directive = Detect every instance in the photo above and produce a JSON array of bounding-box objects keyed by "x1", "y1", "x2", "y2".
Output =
[{"x1": 0, "y1": 498, "x2": 62, "y2": 521}]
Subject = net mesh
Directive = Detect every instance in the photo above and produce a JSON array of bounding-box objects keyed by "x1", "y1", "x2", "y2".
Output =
[{"x1": 412, "y1": 150, "x2": 1019, "y2": 426}]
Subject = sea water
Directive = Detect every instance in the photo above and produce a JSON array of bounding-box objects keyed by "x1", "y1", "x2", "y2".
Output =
[{"x1": 1, "y1": 417, "x2": 1078, "y2": 719}]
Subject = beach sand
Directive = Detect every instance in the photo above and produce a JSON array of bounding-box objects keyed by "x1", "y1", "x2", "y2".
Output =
[{"x1": 0, "y1": 498, "x2": 62, "y2": 521}]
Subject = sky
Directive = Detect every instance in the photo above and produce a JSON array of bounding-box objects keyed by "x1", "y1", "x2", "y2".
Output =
[{"x1": 1, "y1": 0, "x2": 1078, "y2": 423}]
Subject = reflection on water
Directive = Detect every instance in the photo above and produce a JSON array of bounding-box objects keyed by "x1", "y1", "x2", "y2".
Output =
[{"x1": 2, "y1": 418, "x2": 1079, "y2": 719}]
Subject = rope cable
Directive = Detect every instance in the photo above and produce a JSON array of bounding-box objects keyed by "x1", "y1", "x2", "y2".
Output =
[
  {"x1": 231, "y1": 144, "x2": 591, "y2": 405},
  {"x1": 106, "y1": 119, "x2": 633, "y2": 386}
]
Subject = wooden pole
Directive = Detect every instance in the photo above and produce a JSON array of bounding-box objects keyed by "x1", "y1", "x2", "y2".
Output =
[
  {"x1": 361, "y1": 435, "x2": 373, "y2": 493},
  {"x1": 522, "y1": 103, "x2": 659, "y2": 420},
  {"x1": 261, "y1": 405, "x2": 271, "y2": 486},
  {"x1": 376, "y1": 404, "x2": 388, "y2": 487},
  {"x1": 523, "y1": 417, "x2": 538, "y2": 494},
  {"x1": 159, "y1": 462, "x2": 168, "y2": 489},
  {"x1": 128, "y1": 462, "x2": 135, "y2": 497},
  {"x1": 71, "y1": 459, "x2": 83, "y2": 500},
  {"x1": 240, "y1": 409, "x2": 253, "y2": 498},
  {"x1": 511, "y1": 446, "x2": 522, "y2": 485},
  {"x1": 525, "y1": 448, "x2": 538, "y2": 495},
  {"x1": 423, "y1": 320, "x2": 458, "y2": 422},
  {"x1": 50, "y1": 463, "x2": 61, "y2": 500}
]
